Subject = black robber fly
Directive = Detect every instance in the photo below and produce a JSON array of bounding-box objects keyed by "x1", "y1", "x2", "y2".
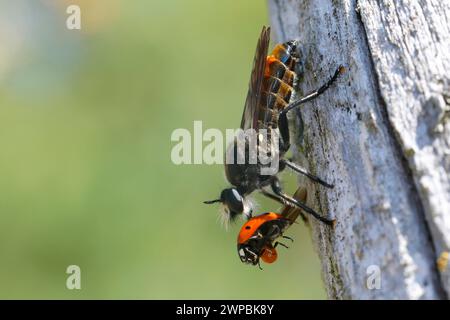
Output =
[{"x1": 204, "y1": 26, "x2": 344, "y2": 226}]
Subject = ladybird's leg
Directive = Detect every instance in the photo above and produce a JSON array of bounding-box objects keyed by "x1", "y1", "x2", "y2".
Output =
[
  {"x1": 257, "y1": 261, "x2": 263, "y2": 270},
  {"x1": 280, "y1": 65, "x2": 345, "y2": 117},
  {"x1": 274, "y1": 241, "x2": 289, "y2": 249},
  {"x1": 281, "y1": 159, "x2": 334, "y2": 188},
  {"x1": 244, "y1": 247, "x2": 258, "y2": 258},
  {"x1": 282, "y1": 235, "x2": 294, "y2": 242},
  {"x1": 270, "y1": 177, "x2": 335, "y2": 226}
]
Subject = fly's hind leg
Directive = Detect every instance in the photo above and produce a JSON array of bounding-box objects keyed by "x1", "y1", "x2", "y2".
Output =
[{"x1": 280, "y1": 65, "x2": 345, "y2": 117}]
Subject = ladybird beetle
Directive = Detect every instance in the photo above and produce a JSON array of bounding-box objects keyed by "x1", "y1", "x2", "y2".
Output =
[
  {"x1": 237, "y1": 212, "x2": 293, "y2": 268},
  {"x1": 236, "y1": 188, "x2": 323, "y2": 269}
]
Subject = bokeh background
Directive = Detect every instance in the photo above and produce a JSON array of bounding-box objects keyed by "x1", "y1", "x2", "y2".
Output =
[{"x1": 0, "y1": 0, "x2": 325, "y2": 299}]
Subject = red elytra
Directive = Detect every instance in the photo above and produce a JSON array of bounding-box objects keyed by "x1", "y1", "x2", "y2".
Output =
[{"x1": 237, "y1": 212, "x2": 283, "y2": 244}]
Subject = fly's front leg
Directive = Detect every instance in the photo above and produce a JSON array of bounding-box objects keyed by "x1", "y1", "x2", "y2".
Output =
[
  {"x1": 270, "y1": 177, "x2": 335, "y2": 226},
  {"x1": 260, "y1": 189, "x2": 308, "y2": 223}
]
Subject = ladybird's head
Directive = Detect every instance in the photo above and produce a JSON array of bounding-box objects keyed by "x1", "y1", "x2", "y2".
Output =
[
  {"x1": 204, "y1": 188, "x2": 252, "y2": 228},
  {"x1": 238, "y1": 242, "x2": 260, "y2": 265},
  {"x1": 238, "y1": 242, "x2": 278, "y2": 266}
]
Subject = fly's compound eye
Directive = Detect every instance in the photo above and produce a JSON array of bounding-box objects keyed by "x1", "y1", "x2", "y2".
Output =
[
  {"x1": 261, "y1": 246, "x2": 277, "y2": 264},
  {"x1": 221, "y1": 188, "x2": 244, "y2": 220}
]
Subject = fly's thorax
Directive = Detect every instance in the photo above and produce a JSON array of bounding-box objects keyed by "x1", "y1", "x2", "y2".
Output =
[
  {"x1": 224, "y1": 135, "x2": 260, "y2": 190},
  {"x1": 223, "y1": 128, "x2": 281, "y2": 181}
]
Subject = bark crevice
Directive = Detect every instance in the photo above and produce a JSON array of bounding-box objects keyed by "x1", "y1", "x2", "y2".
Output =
[{"x1": 356, "y1": 0, "x2": 447, "y2": 298}]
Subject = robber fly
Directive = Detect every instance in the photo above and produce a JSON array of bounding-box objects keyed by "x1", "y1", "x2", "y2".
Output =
[{"x1": 204, "y1": 26, "x2": 344, "y2": 226}]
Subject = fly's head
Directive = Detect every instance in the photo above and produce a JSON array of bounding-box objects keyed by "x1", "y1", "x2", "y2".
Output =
[{"x1": 204, "y1": 188, "x2": 252, "y2": 228}]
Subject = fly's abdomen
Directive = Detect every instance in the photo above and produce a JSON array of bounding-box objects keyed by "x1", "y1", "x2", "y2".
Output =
[
  {"x1": 271, "y1": 40, "x2": 298, "y2": 72},
  {"x1": 262, "y1": 41, "x2": 300, "y2": 126}
]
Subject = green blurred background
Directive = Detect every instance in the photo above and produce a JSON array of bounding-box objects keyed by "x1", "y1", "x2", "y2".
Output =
[{"x1": 0, "y1": 0, "x2": 325, "y2": 299}]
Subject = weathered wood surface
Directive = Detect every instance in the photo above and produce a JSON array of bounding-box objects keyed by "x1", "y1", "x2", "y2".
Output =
[{"x1": 268, "y1": 0, "x2": 449, "y2": 299}]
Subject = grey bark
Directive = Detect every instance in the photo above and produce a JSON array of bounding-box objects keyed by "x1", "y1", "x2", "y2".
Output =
[{"x1": 268, "y1": 0, "x2": 450, "y2": 299}]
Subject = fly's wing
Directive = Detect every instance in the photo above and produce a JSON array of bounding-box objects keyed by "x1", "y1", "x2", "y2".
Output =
[
  {"x1": 240, "y1": 26, "x2": 271, "y2": 130},
  {"x1": 281, "y1": 187, "x2": 307, "y2": 224}
]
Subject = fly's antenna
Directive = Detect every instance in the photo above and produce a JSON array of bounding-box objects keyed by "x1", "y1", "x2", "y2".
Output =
[{"x1": 203, "y1": 199, "x2": 221, "y2": 204}]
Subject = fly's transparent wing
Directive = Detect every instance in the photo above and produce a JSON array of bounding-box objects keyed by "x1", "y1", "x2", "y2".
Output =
[{"x1": 240, "y1": 26, "x2": 271, "y2": 130}]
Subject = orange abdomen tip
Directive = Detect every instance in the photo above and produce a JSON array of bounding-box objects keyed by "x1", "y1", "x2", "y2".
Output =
[{"x1": 261, "y1": 246, "x2": 278, "y2": 264}]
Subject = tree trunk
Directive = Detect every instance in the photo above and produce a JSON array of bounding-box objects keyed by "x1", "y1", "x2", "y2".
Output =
[{"x1": 268, "y1": 0, "x2": 450, "y2": 299}]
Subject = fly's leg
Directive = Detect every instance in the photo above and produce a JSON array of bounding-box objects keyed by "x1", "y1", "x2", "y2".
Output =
[
  {"x1": 278, "y1": 112, "x2": 291, "y2": 154},
  {"x1": 278, "y1": 99, "x2": 334, "y2": 188},
  {"x1": 270, "y1": 177, "x2": 335, "y2": 226},
  {"x1": 280, "y1": 65, "x2": 345, "y2": 117},
  {"x1": 260, "y1": 189, "x2": 307, "y2": 223},
  {"x1": 281, "y1": 159, "x2": 334, "y2": 188},
  {"x1": 260, "y1": 188, "x2": 285, "y2": 204}
]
